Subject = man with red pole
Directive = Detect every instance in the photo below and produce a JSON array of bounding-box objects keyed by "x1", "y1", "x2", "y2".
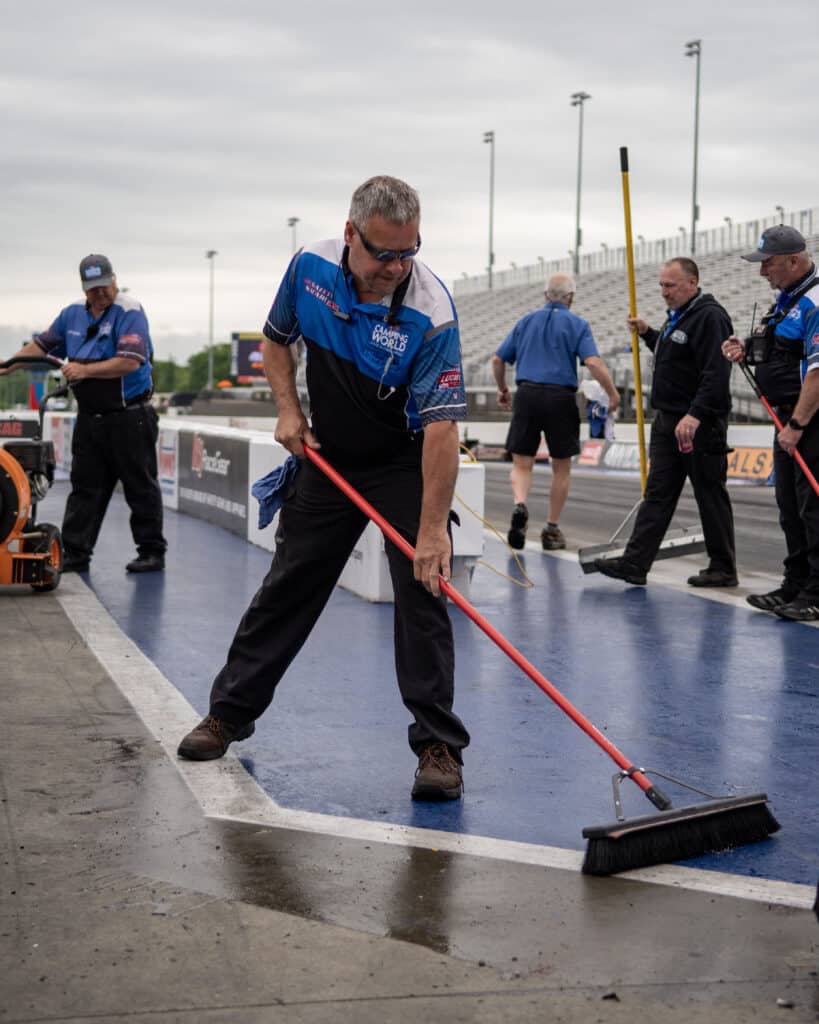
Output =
[{"x1": 722, "y1": 225, "x2": 819, "y2": 620}]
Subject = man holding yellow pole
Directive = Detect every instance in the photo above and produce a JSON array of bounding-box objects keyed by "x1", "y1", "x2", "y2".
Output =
[{"x1": 595, "y1": 258, "x2": 737, "y2": 587}]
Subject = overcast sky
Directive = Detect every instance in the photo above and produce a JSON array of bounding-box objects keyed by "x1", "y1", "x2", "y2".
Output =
[{"x1": 2, "y1": 1, "x2": 815, "y2": 363}]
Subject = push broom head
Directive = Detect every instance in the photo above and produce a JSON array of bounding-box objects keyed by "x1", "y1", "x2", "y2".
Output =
[{"x1": 581, "y1": 793, "x2": 780, "y2": 876}]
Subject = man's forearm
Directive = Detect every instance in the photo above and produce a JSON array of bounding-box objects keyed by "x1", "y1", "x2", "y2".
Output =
[
  {"x1": 263, "y1": 338, "x2": 302, "y2": 413},
  {"x1": 585, "y1": 356, "x2": 618, "y2": 403},
  {"x1": 420, "y1": 420, "x2": 459, "y2": 533},
  {"x1": 76, "y1": 356, "x2": 139, "y2": 379},
  {"x1": 792, "y1": 371, "x2": 819, "y2": 427}
]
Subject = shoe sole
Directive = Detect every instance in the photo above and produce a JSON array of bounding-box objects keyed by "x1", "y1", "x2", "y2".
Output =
[
  {"x1": 688, "y1": 579, "x2": 738, "y2": 588},
  {"x1": 411, "y1": 782, "x2": 463, "y2": 801},
  {"x1": 596, "y1": 566, "x2": 646, "y2": 586},
  {"x1": 773, "y1": 608, "x2": 819, "y2": 622},
  {"x1": 177, "y1": 722, "x2": 255, "y2": 761}
]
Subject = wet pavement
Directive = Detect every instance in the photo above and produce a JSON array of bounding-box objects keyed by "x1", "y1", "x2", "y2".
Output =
[{"x1": 1, "y1": 482, "x2": 818, "y2": 1022}]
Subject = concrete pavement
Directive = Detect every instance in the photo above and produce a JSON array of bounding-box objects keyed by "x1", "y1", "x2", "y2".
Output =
[{"x1": 1, "y1": 579, "x2": 818, "y2": 1022}]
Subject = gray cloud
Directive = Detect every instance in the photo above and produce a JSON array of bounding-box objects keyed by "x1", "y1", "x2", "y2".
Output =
[{"x1": 1, "y1": 0, "x2": 815, "y2": 361}]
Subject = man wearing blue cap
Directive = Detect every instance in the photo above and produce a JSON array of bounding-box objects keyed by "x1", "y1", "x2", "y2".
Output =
[
  {"x1": 0, "y1": 254, "x2": 166, "y2": 573},
  {"x1": 722, "y1": 225, "x2": 819, "y2": 620}
]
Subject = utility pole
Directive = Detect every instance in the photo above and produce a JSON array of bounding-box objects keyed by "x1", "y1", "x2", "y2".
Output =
[
  {"x1": 570, "y1": 92, "x2": 591, "y2": 276},
  {"x1": 206, "y1": 249, "x2": 218, "y2": 390},
  {"x1": 483, "y1": 130, "x2": 495, "y2": 289},
  {"x1": 685, "y1": 39, "x2": 702, "y2": 255},
  {"x1": 287, "y1": 216, "x2": 300, "y2": 253}
]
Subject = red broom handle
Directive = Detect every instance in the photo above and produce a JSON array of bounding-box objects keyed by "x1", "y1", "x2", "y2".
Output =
[
  {"x1": 303, "y1": 445, "x2": 658, "y2": 798},
  {"x1": 738, "y1": 362, "x2": 819, "y2": 498}
]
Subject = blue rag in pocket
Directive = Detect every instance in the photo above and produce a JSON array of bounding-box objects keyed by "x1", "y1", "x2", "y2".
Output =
[{"x1": 251, "y1": 455, "x2": 300, "y2": 529}]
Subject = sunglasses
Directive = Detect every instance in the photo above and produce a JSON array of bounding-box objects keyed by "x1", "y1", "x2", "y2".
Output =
[{"x1": 355, "y1": 225, "x2": 421, "y2": 263}]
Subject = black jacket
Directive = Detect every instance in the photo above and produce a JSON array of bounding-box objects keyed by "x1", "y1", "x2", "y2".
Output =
[{"x1": 641, "y1": 291, "x2": 733, "y2": 419}]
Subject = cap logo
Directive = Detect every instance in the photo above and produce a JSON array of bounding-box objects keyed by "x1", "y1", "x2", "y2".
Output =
[
  {"x1": 757, "y1": 235, "x2": 766, "y2": 250},
  {"x1": 84, "y1": 265, "x2": 103, "y2": 279}
]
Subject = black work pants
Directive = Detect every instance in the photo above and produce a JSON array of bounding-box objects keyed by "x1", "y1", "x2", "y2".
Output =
[
  {"x1": 624, "y1": 410, "x2": 735, "y2": 574},
  {"x1": 209, "y1": 454, "x2": 470, "y2": 760},
  {"x1": 773, "y1": 411, "x2": 819, "y2": 597},
  {"x1": 62, "y1": 405, "x2": 166, "y2": 561}
]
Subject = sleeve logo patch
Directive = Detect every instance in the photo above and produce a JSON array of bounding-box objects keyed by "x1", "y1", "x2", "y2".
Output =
[{"x1": 437, "y1": 369, "x2": 462, "y2": 389}]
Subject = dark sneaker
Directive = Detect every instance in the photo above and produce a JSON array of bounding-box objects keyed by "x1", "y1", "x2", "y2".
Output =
[
  {"x1": 411, "y1": 742, "x2": 463, "y2": 801},
  {"x1": 594, "y1": 557, "x2": 647, "y2": 586},
  {"x1": 746, "y1": 585, "x2": 800, "y2": 611},
  {"x1": 507, "y1": 503, "x2": 529, "y2": 550},
  {"x1": 126, "y1": 554, "x2": 165, "y2": 573},
  {"x1": 541, "y1": 524, "x2": 566, "y2": 550},
  {"x1": 687, "y1": 568, "x2": 738, "y2": 588},
  {"x1": 177, "y1": 715, "x2": 255, "y2": 760},
  {"x1": 62, "y1": 555, "x2": 90, "y2": 573},
  {"x1": 773, "y1": 597, "x2": 819, "y2": 622}
]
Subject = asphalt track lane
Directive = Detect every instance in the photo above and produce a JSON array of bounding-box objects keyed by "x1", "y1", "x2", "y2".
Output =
[{"x1": 482, "y1": 463, "x2": 786, "y2": 578}]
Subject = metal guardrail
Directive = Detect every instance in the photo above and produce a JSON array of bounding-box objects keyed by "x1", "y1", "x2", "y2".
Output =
[{"x1": 453, "y1": 206, "x2": 819, "y2": 296}]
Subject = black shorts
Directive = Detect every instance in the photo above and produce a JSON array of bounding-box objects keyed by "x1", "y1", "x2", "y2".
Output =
[{"x1": 505, "y1": 383, "x2": 581, "y2": 459}]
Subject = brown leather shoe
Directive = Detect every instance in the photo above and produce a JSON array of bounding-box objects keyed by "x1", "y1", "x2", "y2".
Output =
[
  {"x1": 411, "y1": 742, "x2": 463, "y2": 801},
  {"x1": 177, "y1": 715, "x2": 255, "y2": 760}
]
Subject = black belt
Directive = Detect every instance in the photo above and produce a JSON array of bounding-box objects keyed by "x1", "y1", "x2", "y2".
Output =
[
  {"x1": 126, "y1": 391, "x2": 152, "y2": 407},
  {"x1": 83, "y1": 394, "x2": 153, "y2": 418},
  {"x1": 517, "y1": 380, "x2": 576, "y2": 392}
]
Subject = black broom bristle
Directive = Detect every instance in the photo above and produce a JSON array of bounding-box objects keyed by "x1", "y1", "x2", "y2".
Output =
[{"x1": 581, "y1": 794, "x2": 780, "y2": 876}]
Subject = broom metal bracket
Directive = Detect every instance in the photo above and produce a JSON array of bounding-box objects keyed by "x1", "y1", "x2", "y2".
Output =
[{"x1": 611, "y1": 767, "x2": 719, "y2": 821}]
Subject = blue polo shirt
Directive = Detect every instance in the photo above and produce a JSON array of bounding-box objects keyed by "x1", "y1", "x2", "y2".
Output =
[
  {"x1": 263, "y1": 238, "x2": 466, "y2": 465},
  {"x1": 35, "y1": 291, "x2": 154, "y2": 411},
  {"x1": 495, "y1": 301, "x2": 599, "y2": 387}
]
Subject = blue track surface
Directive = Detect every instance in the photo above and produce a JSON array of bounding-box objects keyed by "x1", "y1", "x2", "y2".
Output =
[{"x1": 43, "y1": 482, "x2": 819, "y2": 887}]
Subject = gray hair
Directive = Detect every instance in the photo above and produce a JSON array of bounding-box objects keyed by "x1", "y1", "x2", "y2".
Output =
[
  {"x1": 349, "y1": 175, "x2": 421, "y2": 227},
  {"x1": 545, "y1": 273, "x2": 576, "y2": 301}
]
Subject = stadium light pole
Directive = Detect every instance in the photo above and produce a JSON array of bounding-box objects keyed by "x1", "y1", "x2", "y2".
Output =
[
  {"x1": 723, "y1": 216, "x2": 733, "y2": 250},
  {"x1": 570, "y1": 92, "x2": 591, "y2": 276},
  {"x1": 205, "y1": 249, "x2": 218, "y2": 390},
  {"x1": 483, "y1": 130, "x2": 495, "y2": 290},
  {"x1": 287, "y1": 216, "x2": 300, "y2": 253},
  {"x1": 775, "y1": 204, "x2": 784, "y2": 223},
  {"x1": 685, "y1": 39, "x2": 701, "y2": 255}
]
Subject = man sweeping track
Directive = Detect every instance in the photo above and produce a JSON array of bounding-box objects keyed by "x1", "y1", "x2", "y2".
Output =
[{"x1": 177, "y1": 175, "x2": 470, "y2": 800}]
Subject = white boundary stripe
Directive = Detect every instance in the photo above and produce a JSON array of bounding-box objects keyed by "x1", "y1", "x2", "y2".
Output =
[{"x1": 56, "y1": 575, "x2": 815, "y2": 911}]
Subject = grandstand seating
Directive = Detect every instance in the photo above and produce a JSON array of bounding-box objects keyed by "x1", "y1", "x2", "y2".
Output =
[{"x1": 456, "y1": 231, "x2": 819, "y2": 421}]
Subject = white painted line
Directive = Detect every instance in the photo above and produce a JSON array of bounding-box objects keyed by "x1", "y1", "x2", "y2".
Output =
[{"x1": 56, "y1": 575, "x2": 816, "y2": 910}]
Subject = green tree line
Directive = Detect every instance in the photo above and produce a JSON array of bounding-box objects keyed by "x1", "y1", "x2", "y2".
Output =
[{"x1": 0, "y1": 343, "x2": 235, "y2": 410}]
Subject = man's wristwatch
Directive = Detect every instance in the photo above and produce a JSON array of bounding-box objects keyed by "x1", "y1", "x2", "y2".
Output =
[{"x1": 788, "y1": 417, "x2": 807, "y2": 431}]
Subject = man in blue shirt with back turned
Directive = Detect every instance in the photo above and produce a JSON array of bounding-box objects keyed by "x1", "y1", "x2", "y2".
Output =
[{"x1": 491, "y1": 273, "x2": 619, "y2": 550}]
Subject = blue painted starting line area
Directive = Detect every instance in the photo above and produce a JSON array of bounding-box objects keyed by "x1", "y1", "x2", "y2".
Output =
[{"x1": 40, "y1": 480, "x2": 818, "y2": 897}]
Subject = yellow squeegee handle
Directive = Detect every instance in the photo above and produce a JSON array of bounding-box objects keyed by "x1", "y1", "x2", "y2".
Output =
[{"x1": 620, "y1": 147, "x2": 648, "y2": 494}]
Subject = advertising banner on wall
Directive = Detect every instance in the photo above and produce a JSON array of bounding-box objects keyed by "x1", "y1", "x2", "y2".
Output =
[
  {"x1": 178, "y1": 430, "x2": 249, "y2": 536},
  {"x1": 230, "y1": 332, "x2": 267, "y2": 384},
  {"x1": 0, "y1": 417, "x2": 39, "y2": 440},
  {"x1": 158, "y1": 427, "x2": 179, "y2": 510}
]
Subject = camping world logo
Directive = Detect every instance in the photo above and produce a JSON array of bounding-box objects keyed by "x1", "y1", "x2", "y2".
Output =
[{"x1": 371, "y1": 322, "x2": 409, "y2": 354}]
